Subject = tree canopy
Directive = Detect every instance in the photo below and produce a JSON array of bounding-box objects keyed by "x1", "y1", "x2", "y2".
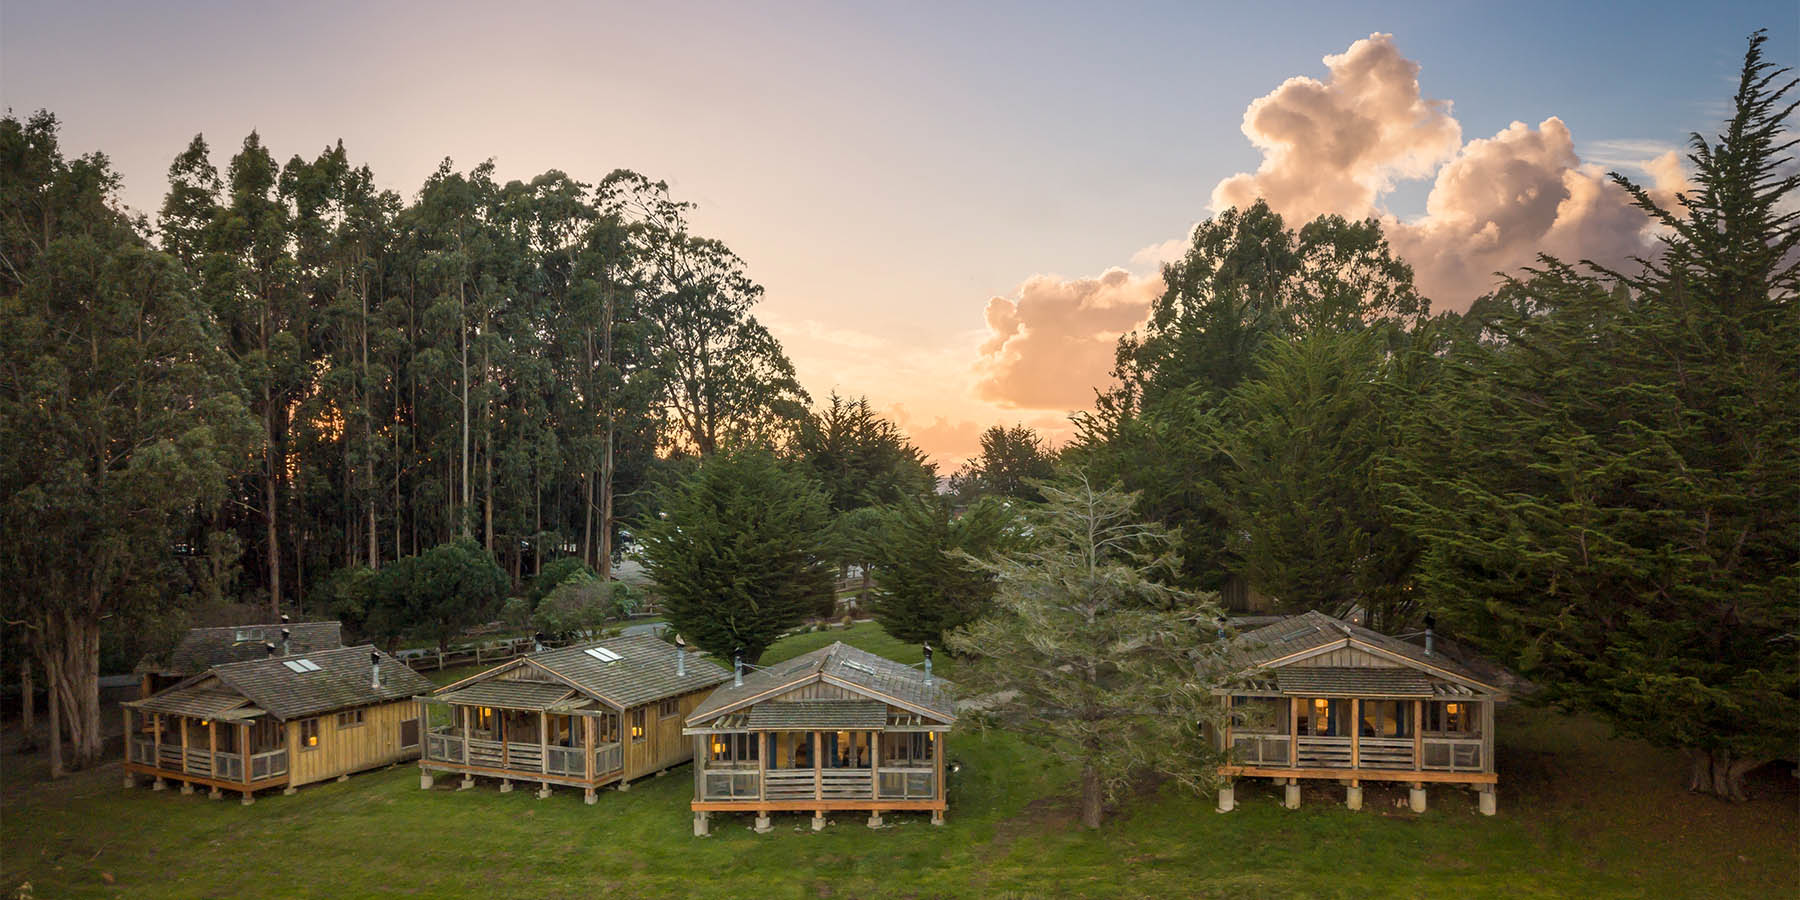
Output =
[{"x1": 636, "y1": 448, "x2": 835, "y2": 663}]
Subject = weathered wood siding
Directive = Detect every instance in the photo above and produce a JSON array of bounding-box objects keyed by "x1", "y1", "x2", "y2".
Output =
[
  {"x1": 769, "y1": 682, "x2": 861, "y2": 702},
  {"x1": 286, "y1": 699, "x2": 422, "y2": 787},
  {"x1": 1290, "y1": 647, "x2": 1399, "y2": 668},
  {"x1": 623, "y1": 688, "x2": 710, "y2": 779}
]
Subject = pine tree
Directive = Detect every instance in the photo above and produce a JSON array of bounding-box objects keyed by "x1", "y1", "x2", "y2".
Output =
[
  {"x1": 637, "y1": 448, "x2": 835, "y2": 663},
  {"x1": 1393, "y1": 31, "x2": 1798, "y2": 801},
  {"x1": 866, "y1": 494, "x2": 1017, "y2": 644},
  {"x1": 946, "y1": 475, "x2": 1237, "y2": 828}
]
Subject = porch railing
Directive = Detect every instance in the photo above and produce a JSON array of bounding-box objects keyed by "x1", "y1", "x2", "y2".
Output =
[
  {"x1": 702, "y1": 770, "x2": 761, "y2": 800},
  {"x1": 1231, "y1": 734, "x2": 1291, "y2": 766},
  {"x1": 875, "y1": 767, "x2": 936, "y2": 800},
  {"x1": 423, "y1": 729, "x2": 624, "y2": 780},
  {"x1": 762, "y1": 769, "x2": 819, "y2": 801},
  {"x1": 819, "y1": 769, "x2": 873, "y2": 800},
  {"x1": 128, "y1": 737, "x2": 286, "y2": 782},
  {"x1": 1296, "y1": 735, "x2": 1353, "y2": 768},
  {"x1": 424, "y1": 731, "x2": 465, "y2": 763},
  {"x1": 250, "y1": 749, "x2": 288, "y2": 779},
  {"x1": 594, "y1": 742, "x2": 622, "y2": 774},
  {"x1": 1421, "y1": 737, "x2": 1483, "y2": 772},
  {"x1": 1356, "y1": 737, "x2": 1416, "y2": 769}
]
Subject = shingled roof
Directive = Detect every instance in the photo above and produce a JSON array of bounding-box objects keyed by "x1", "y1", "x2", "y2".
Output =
[
  {"x1": 142, "y1": 621, "x2": 344, "y2": 675},
  {"x1": 1229, "y1": 610, "x2": 1501, "y2": 694},
  {"x1": 207, "y1": 645, "x2": 431, "y2": 721},
  {"x1": 439, "y1": 632, "x2": 731, "y2": 711},
  {"x1": 687, "y1": 642, "x2": 955, "y2": 727}
]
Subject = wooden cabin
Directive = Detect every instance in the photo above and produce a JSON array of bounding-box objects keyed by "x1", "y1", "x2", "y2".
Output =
[
  {"x1": 1214, "y1": 610, "x2": 1507, "y2": 815},
  {"x1": 683, "y1": 642, "x2": 954, "y2": 835},
  {"x1": 418, "y1": 633, "x2": 730, "y2": 804},
  {"x1": 137, "y1": 621, "x2": 343, "y2": 698},
  {"x1": 122, "y1": 644, "x2": 432, "y2": 804}
]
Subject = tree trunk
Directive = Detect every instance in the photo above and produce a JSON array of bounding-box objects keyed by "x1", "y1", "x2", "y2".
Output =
[
  {"x1": 1688, "y1": 748, "x2": 1766, "y2": 802},
  {"x1": 1079, "y1": 764, "x2": 1104, "y2": 829},
  {"x1": 19, "y1": 661, "x2": 35, "y2": 749},
  {"x1": 35, "y1": 612, "x2": 103, "y2": 775},
  {"x1": 46, "y1": 659, "x2": 62, "y2": 777},
  {"x1": 265, "y1": 398, "x2": 281, "y2": 618}
]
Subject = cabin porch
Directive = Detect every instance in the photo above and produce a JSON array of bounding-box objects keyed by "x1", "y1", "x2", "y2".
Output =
[
  {"x1": 1218, "y1": 693, "x2": 1498, "y2": 814},
  {"x1": 120, "y1": 706, "x2": 290, "y2": 803},
  {"x1": 687, "y1": 722, "x2": 947, "y2": 833},
  {"x1": 417, "y1": 695, "x2": 626, "y2": 802}
]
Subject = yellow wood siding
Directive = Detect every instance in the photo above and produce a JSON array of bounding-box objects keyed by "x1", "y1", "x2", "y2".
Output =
[
  {"x1": 623, "y1": 689, "x2": 710, "y2": 780},
  {"x1": 285, "y1": 699, "x2": 422, "y2": 787}
]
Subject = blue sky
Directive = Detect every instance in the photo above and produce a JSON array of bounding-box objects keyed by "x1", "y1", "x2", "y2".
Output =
[{"x1": 3, "y1": 1, "x2": 1792, "y2": 461}]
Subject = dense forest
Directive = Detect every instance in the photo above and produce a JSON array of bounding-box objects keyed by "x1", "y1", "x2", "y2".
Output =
[{"x1": 3, "y1": 32, "x2": 1793, "y2": 806}]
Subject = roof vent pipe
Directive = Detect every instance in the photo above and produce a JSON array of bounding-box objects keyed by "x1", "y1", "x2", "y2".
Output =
[
  {"x1": 733, "y1": 650, "x2": 743, "y2": 688},
  {"x1": 1423, "y1": 613, "x2": 1436, "y2": 657},
  {"x1": 675, "y1": 634, "x2": 687, "y2": 678},
  {"x1": 533, "y1": 632, "x2": 544, "y2": 653},
  {"x1": 371, "y1": 649, "x2": 381, "y2": 689},
  {"x1": 922, "y1": 643, "x2": 934, "y2": 686},
  {"x1": 281, "y1": 628, "x2": 291, "y2": 657},
  {"x1": 264, "y1": 641, "x2": 277, "y2": 658},
  {"x1": 1216, "y1": 615, "x2": 1228, "y2": 641}
]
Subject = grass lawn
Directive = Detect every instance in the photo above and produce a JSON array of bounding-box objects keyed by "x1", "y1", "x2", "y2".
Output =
[{"x1": 3, "y1": 625, "x2": 1793, "y2": 899}]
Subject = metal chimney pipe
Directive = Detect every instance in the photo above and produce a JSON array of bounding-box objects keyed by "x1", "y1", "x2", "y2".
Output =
[
  {"x1": 676, "y1": 634, "x2": 687, "y2": 678},
  {"x1": 264, "y1": 642, "x2": 277, "y2": 658},
  {"x1": 371, "y1": 649, "x2": 381, "y2": 689},
  {"x1": 733, "y1": 651, "x2": 743, "y2": 688},
  {"x1": 1423, "y1": 613, "x2": 1437, "y2": 657},
  {"x1": 923, "y1": 643, "x2": 934, "y2": 686},
  {"x1": 281, "y1": 628, "x2": 291, "y2": 657}
]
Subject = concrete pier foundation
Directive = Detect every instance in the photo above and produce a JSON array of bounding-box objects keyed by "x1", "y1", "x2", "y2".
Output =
[{"x1": 1409, "y1": 785, "x2": 1427, "y2": 813}]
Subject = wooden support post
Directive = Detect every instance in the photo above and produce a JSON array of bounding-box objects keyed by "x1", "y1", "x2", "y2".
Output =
[
  {"x1": 539, "y1": 712, "x2": 549, "y2": 775},
  {"x1": 758, "y1": 733, "x2": 768, "y2": 803},
  {"x1": 584, "y1": 715, "x2": 595, "y2": 782},
  {"x1": 240, "y1": 722, "x2": 252, "y2": 785},
  {"x1": 813, "y1": 732, "x2": 823, "y2": 802},
  {"x1": 121, "y1": 707, "x2": 134, "y2": 788},
  {"x1": 1412, "y1": 699, "x2": 1423, "y2": 771},
  {"x1": 152, "y1": 713, "x2": 162, "y2": 771},
  {"x1": 1289, "y1": 698, "x2": 1300, "y2": 766},
  {"x1": 870, "y1": 731, "x2": 881, "y2": 800},
  {"x1": 208, "y1": 719, "x2": 218, "y2": 778},
  {"x1": 935, "y1": 732, "x2": 945, "y2": 802},
  {"x1": 461, "y1": 706, "x2": 471, "y2": 767},
  {"x1": 1349, "y1": 698, "x2": 1360, "y2": 770},
  {"x1": 1482, "y1": 700, "x2": 1496, "y2": 773},
  {"x1": 180, "y1": 716, "x2": 191, "y2": 774}
]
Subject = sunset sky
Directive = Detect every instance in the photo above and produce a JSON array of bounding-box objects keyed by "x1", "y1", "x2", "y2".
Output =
[{"x1": 4, "y1": 1, "x2": 1793, "y2": 466}]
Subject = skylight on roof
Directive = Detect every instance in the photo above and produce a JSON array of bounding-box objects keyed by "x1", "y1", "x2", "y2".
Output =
[
  {"x1": 282, "y1": 658, "x2": 321, "y2": 673},
  {"x1": 840, "y1": 659, "x2": 878, "y2": 676},
  {"x1": 584, "y1": 647, "x2": 622, "y2": 663}
]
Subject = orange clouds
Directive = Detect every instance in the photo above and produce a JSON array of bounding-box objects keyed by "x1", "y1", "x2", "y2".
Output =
[
  {"x1": 1212, "y1": 33, "x2": 1462, "y2": 223},
  {"x1": 973, "y1": 268, "x2": 1163, "y2": 411},
  {"x1": 1217, "y1": 32, "x2": 1689, "y2": 307},
  {"x1": 1385, "y1": 121, "x2": 1691, "y2": 302},
  {"x1": 970, "y1": 32, "x2": 1693, "y2": 414}
]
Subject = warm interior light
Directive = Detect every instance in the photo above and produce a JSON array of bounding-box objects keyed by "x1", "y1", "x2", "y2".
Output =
[
  {"x1": 1446, "y1": 703, "x2": 1461, "y2": 715},
  {"x1": 1313, "y1": 699, "x2": 1328, "y2": 712},
  {"x1": 306, "y1": 735, "x2": 318, "y2": 747},
  {"x1": 200, "y1": 719, "x2": 209, "y2": 727}
]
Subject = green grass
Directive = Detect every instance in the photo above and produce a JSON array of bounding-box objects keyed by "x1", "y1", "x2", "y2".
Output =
[{"x1": 4, "y1": 625, "x2": 1794, "y2": 899}]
